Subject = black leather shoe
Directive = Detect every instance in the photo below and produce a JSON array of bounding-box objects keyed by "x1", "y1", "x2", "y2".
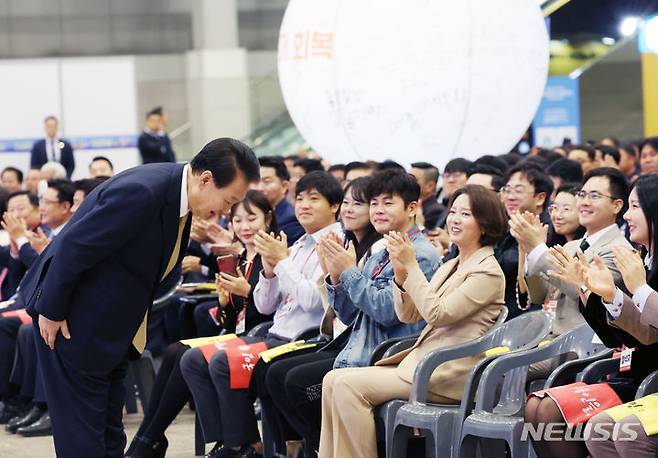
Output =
[
  {"x1": 0, "y1": 400, "x2": 26, "y2": 424},
  {"x1": 125, "y1": 435, "x2": 168, "y2": 458},
  {"x1": 16, "y1": 412, "x2": 52, "y2": 437},
  {"x1": 208, "y1": 445, "x2": 261, "y2": 458},
  {"x1": 5, "y1": 406, "x2": 42, "y2": 433}
]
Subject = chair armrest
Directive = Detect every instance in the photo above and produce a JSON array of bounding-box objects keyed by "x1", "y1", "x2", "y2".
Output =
[
  {"x1": 544, "y1": 349, "x2": 615, "y2": 388},
  {"x1": 178, "y1": 293, "x2": 218, "y2": 305},
  {"x1": 474, "y1": 341, "x2": 568, "y2": 412},
  {"x1": 577, "y1": 357, "x2": 621, "y2": 384},
  {"x1": 410, "y1": 338, "x2": 494, "y2": 404},
  {"x1": 636, "y1": 370, "x2": 658, "y2": 399},
  {"x1": 247, "y1": 321, "x2": 273, "y2": 337},
  {"x1": 292, "y1": 325, "x2": 319, "y2": 341},
  {"x1": 368, "y1": 334, "x2": 420, "y2": 366}
]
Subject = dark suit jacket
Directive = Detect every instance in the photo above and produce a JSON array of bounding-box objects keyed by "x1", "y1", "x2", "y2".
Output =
[
  {"x1": 421, "y1": 197, "x2": 445, "y2": 231},
  {"x1": 274, "y1": 198, "x2": 304, "y2": 245},
  {"x1": 23, "y1": 163, "x2": 191, "y2": 374},
  {"x1": 582, "y1": 293, "x2": 658, "y2": 383},
  {"x1": 30, "y1": 138, "x2": 75, "y2": 178},
  {"x1": 138, "y1": 131, "x2": 176, "y2": 164}
]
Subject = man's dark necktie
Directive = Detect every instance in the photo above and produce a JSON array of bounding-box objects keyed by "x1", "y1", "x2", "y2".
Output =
[{"x1": 578, "y1": 239, "x2": 590, "y2": 253}]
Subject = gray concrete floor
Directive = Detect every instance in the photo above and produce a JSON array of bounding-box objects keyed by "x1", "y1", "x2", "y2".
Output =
[{"x1": 0, "y1": 408, "x2": 201, "y2": 457}]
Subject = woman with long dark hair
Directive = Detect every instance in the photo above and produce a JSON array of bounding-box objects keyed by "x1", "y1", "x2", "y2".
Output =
[
  {"x1": 126, "y1": 190, "x2": 277, "y2": 458},
  {"x1": 525, "y1": 174, "x2": 658, "y2": 458}
]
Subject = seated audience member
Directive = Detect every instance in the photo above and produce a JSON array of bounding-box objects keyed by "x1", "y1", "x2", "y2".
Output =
[
  {"x1": 497, "y1": 163, "x2": 553, "y2": 319},
  {"x1": 619, "y1": 142, "x2": 640, "y2": 182},
  {"x1": 436, "y1": 158, "x2": 473, "y2": 228},
  {"x1": 568, "y1": 144, "x2": 598, "y2": 175},
  {"x1": 88, "y1": 156, "x2": 115, "y2": 178},
  {"x1": 514, "y1": 168, "x2": 630, "y2": 347},
  {"x1": 344, "y1": 161, "x2": 374, "y2": 186},
  {"x1": 583, "y1": 174, "x2": 658, "y2": 458},
  {"x1": 282, "y1": 154, "x2": 300, "y2": 177},
  {"x1": 266, "y1": 172, "x2": 440, "y2": 456},
  {"x1": 1, "y1": 167, "x2": 23, "y2": 193},
  {"x1": 525, "y1": 174, "x2": 658, "y2": 458},
  {"x1": 466, "y1": 163, "x2": 505, "y2": 192},
  {"x1": 287, "y1": 158, "x2": 325, "y2": 204},
  {"x1": 179, "y1": 171, "x2": 343, "y2": 458},
  {"x1": 0, "y1": 191, "x2": 44, "y2": 298},
  {"x1": 327, "y1": 164, "x2": 346, "y2": 188},
  {"x1": 536, "y1": 149, "x2": 564, "y2": 165},
  {"x1": 546, "y1": 158, "x2": 583, "y2": 199},
  {"x1": 545, "y1": 183, "x2": 586, "y2": 247},
  {"x1": 640, "y1": 136, "x2": 658, "y2": 175},
  {"x1": 125, "y1": 191, "x2": 277, "y2": 457},
  {"x1": 596, "y1": 144, "x2": 622, "y2": 169},
  {"x1": 319, "y1": 184, "x2": 507, "y2": 458},
  {"x1": 72, "y1": 177, "x2": 110, "y2": 212},
  {"x1": 257, "y1": 156, "x2": 304, "y2": 244},
  {"x1": 4, "y1": 180, "x2": 74, "y2": 270},
  {"x1": 40, "y1": 162, "x2": 67, "y2": 181},
  {"x1": 600, "y1": 136, "x2": 621, "y2": 148},
  {"x1": 409, "y1": 162, "x2": 444, "y2": 230},
  {"x1": 24, "y1": 169, "x2": 41, "y2": 195},
  {"x1": 376, "y1": 160, "x2": 406, "y2": 173}
]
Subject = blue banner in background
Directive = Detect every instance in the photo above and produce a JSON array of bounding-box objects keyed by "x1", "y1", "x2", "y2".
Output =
[
  {"x1": 0, "y1": 135, "x2": 137, "y2": 153},
  {"x1": 532, "y1": 76, "x2": 580, "y2": 148}
]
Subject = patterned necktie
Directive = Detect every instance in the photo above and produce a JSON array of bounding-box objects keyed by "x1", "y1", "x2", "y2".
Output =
[{"x1": 132, "y1": 213, "x2": 189, "y2": 353}]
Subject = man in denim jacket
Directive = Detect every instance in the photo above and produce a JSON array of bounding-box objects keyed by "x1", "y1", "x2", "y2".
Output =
[
  {"x1": 326, "y1": 169, "x2": 441, "y2": 368},
  {"x1": 264, "y1": 170, "x2": 441, "y2": 457}
]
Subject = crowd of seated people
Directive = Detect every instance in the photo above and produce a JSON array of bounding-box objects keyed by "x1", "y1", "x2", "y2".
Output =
[{"x1": 2, "y1": 135, "x2": 658, "y2": 458}]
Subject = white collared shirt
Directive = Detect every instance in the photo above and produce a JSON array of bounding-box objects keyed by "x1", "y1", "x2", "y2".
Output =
[
  {"x1": 253, "y1": 221, "x2": 343, "y2": 339},
  {"x1": 606, "y1": 255, "x2": 654, "y2": 319},
  {"x1": 180, "y1": 164, "x2": 189, "y2": 217}
]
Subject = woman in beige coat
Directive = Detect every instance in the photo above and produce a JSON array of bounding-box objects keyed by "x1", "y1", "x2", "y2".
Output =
[{"x1": 319, "y1": 185, "x2": 509, "y2": 458}]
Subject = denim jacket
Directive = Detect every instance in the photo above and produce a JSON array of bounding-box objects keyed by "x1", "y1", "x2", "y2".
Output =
[{"x1": 326, "y1": 227, "x2": 441, "y2": 368}]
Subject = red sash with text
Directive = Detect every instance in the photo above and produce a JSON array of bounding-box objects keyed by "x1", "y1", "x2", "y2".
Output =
[
  {"x1": 225, "y1": 341, "x2": 269, "y2": 389},
  {"x1": 199, "y1": 337, "x2": 245, "y2": 364},
  {"x1": 530, "y1": 382, "x2": 622, "y2": 427}
]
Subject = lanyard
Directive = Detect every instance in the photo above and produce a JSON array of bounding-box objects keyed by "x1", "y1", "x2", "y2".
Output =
[
  {"x1": 229, "y1": 255, "x2": 256, "y2": 309},
  {"x1": 371, "y1": 226, "x2": 422, "y2": 280}
]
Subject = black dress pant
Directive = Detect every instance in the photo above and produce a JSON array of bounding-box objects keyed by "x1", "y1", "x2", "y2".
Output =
[
  {"x1": 0, "y1": 317, "x2": 21, "y2": 398},
  {"x1": 180, "y1": 336, "x2": 286, "y2": 446},
  {"x1": 10, "y1": 323, "x2": 39, "y2": 399},
  {"x1": 33, "y1": 321, "x2": 129, "y2": 458},
  {"x1": 265, "y1": 351, "x2": 338, "y2": 456}
]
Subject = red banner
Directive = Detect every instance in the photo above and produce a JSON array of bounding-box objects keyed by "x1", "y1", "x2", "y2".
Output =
[
  {"x1": 225, "y1": 341, "x2": 269, "y2": 389},
  {"x1": 1, "y1": 309, "x2": 32, "y2": 325},
  {"x1": 199, "y1": 337, "x2": 245, "y2": 364},
  {"x1": 529, "y1": 382, "x2": 622, "y2": 427}
]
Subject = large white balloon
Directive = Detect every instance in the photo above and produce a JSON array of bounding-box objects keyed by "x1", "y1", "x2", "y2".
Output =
[{"x1": 277, "y1": 0, "x2": 549, "y2": 169}]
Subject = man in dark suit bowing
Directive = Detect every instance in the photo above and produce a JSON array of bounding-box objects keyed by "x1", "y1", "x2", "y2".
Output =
[
  {"x1": 30, "y1": 116, "x2": 75, "y2": 178},
  {"x1": 21, "y1": 137, "x2": 260, "y2": 457}
]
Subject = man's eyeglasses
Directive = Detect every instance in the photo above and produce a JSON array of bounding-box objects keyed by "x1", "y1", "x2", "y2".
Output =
[{"x1": 575, "y1": 190, "x2": 616, "y2": 201}]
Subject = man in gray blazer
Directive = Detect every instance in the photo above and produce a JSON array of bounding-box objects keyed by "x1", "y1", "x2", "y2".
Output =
[{"x1": 512, "y1": 168, "x2": 632, "y2": 337}]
